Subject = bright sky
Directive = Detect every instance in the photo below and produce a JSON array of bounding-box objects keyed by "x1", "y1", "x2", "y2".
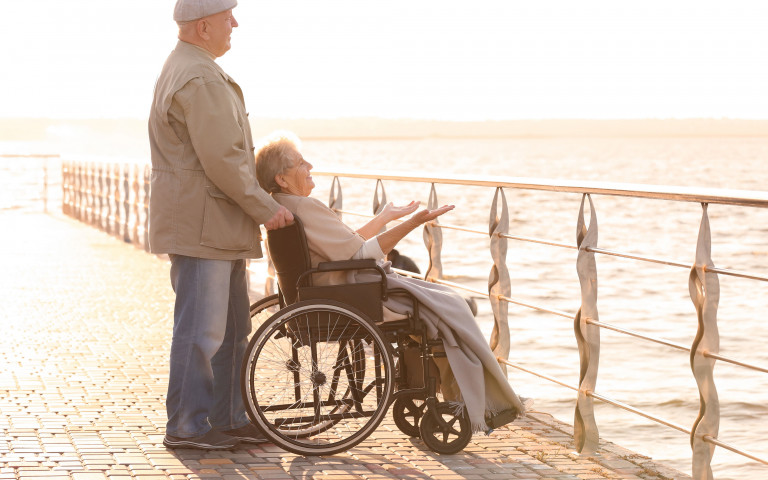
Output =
[{"x1": 3, "y1": 0, "x2": 768, "y2": 121}]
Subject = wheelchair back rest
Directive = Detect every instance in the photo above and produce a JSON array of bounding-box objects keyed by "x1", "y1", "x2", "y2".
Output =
[{"x1": 266, "y1": 216, "x2": 312, "y2": 305}]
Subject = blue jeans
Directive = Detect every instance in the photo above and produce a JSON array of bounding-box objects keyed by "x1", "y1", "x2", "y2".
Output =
[{"x1": 166, "y1": 255, "x2": 251, "y2": 437}]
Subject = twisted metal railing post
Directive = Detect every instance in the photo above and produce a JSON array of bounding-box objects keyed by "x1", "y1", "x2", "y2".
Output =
[
  {"x1": 423, "y1": 183, "x2": 444, "y2": 281},
  {"x1": 329, "y1": 176, "x2": 343, "y2": 220},
  {"x1": 689, "y1": 203, "x2": 720, "y2": 480},
  {"x1": 373, "y1": 179, "x2": 387, "y2": 232},
  {"x1": 488, "y1": 187, "x2": 511, "y2": 365},
  {"x1": 574, "y1": 193, "x2": 600, "y2": 454}
]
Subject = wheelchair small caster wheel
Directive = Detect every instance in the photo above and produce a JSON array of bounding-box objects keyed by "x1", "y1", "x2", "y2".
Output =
[
  {"x1": 419, "y1": 401, "x2": 472, "y2": 454},
  {"x1": 392, "y1": 393, "x2": 426, "y2": 438}
]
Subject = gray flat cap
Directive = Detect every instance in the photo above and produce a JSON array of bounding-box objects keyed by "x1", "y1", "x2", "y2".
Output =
[{"x1": 174, "y1": 0, "x2": 237, "y2": 22}]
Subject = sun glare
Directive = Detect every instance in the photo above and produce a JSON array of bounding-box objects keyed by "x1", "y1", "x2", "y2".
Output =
[{"x1": 2, "y1": 0, "x2": 767, "y2": 120}]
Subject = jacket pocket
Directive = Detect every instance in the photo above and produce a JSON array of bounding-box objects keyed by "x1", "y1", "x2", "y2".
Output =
[{"x1": 200, "y1": 187, "x2": 255, "y2": 251}]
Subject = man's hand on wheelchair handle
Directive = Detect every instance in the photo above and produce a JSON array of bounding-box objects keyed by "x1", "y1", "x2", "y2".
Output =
[{"x1": 264, "y1": 206, "x2": 294, "y2": 230}]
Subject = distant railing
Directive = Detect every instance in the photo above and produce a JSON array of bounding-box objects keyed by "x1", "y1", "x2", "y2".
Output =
[
  {"x1": 61, "y1": 162, "x2": 768, "y2": 480},
  {"x1": 61, "y1": 161, "x2": 151, "y2": 250}
]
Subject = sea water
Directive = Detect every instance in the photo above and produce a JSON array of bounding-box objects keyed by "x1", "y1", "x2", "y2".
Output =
[{"x1": 3, "y1": 136, "x2": 768, "y2": 479}]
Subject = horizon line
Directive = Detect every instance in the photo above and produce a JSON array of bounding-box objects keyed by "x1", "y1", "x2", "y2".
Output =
[{"x1": 3, "y1": 116, "x2": 768, "y2": 122}]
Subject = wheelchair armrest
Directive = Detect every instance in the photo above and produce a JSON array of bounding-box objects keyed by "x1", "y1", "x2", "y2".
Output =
[
  {"x1": 317, "y1": 259, "x2": 377, "y2": 271},
  {"x1": 296, "y1": 259, "x2": 388, "y2": 300}
]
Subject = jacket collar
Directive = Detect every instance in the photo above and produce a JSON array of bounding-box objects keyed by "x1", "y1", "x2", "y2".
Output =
[{"x1": 175, "y1": 40, "x2": 235, "y2": 83}]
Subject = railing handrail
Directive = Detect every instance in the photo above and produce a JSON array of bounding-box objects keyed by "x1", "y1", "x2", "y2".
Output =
[{"x1": 313, "y1": 168, "x2": 768, "y2": 208}]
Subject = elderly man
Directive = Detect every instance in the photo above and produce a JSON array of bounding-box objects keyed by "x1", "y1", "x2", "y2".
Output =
[{"x1": 148, "y1": 0, "x2": 293, "y2": 450}]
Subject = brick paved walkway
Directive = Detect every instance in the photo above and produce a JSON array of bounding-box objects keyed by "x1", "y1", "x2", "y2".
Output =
[{"x1": 0, "y1": 211, "x2": 690, "y2": 480}]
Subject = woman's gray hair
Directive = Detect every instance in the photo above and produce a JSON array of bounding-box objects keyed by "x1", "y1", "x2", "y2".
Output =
[{"x1": 255, "y1": 132, "x2": 301, "y2": 194}]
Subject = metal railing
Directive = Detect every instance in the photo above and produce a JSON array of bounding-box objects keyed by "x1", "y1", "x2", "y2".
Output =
[
  {"x1": 60, "y1": 162, "x2": 768, "y2": 479},
  {"x1": 313, "y1": 168, "x2": 768, "y2": 480}
]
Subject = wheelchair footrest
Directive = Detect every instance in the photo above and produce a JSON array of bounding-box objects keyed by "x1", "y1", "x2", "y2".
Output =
[{"x1": 485, "y1": 408, "x2": 519, "y2": 429}]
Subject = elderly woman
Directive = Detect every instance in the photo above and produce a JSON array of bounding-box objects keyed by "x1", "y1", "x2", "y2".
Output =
[{"x1": 255, "y1": 134, "x2": 525, "y2": 434}]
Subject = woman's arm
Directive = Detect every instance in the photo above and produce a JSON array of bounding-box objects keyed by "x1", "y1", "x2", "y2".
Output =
[
  {"x1": 374, "y1": 205, "x2": 454, "y2": 255},
  {"x1": 356, "y1": 201, "x2": 419, "y2": 239}
]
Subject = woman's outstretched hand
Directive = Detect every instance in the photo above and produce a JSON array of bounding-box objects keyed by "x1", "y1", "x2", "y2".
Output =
[
  {"x1": 374, "y1": 204, "x2": 455, "y2": 255},
  {"x1": 380, "y1": 201, "x2": 420, "y2": 222},
  {"x1": 410, "y1": 205, "x2": 455, "y2": 225}
]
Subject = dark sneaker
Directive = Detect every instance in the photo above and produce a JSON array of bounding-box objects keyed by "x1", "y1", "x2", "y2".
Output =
[
  {"x1": 163, "y1": 430, "x2": 239, "y2": 450},
  {"x1": 220, "y1": 423, "x2": 268, "y2": 444}
]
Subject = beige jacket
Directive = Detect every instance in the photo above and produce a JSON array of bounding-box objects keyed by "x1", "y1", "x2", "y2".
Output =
[{"x1": 148, "y1": 41, "x2": 279, "y2": 259}]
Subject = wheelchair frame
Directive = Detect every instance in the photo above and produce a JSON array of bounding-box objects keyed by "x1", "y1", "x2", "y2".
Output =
[{"x1": 240, "y1": 217, "x2": 473, "y2": 456}]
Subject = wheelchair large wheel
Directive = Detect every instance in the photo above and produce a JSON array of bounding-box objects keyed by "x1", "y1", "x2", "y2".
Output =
[
  {"x1": 249, "y1": 294, "x2": 280, "y2": 334},
  {"x1": 242, "y1": 300, "x2": 394, "y2": 456},
  {"x1": 245, "y1": 299, "x2": 367, "y2": 441},
  {"x1": 419, "y1": 402, "x2": 472, "y2": 454},
  {"x1": 249, "y1": 295, "x2": 342, "y2": 439}
]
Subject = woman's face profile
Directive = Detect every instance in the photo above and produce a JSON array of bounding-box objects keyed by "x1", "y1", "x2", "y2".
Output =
[{"x1": 279, "y1": 150, "x2": 315, "y2": 197}]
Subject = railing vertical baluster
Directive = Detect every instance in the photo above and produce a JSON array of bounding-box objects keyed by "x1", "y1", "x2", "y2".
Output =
[
  {"x1": 488, "y1": 187, "x2": 511, "y2": 365},
  {"x1": 88, "y1": 162, "x2": 96, "y2": 226},
  {"x1": 103, "y1": 165, "x2": 109, "y2": 232},
  {"x1": 86, "y1": 163, "x2": 92, "y2": 224},
  {"x1": 373, "y1": 179, "x2": 387, "y2": 231},
  {"x1": 574, "y1": 193, "x2": 600, "y2": 454},
  {"x1": 689, "y1": 202, "x2": 720, "y2": 480},
  {"x1": 83, "y1": 162, "x2": 89, "y2": 223},
  {"x1": 143, "y1": 165, "x2": 151, "y2": 252},
  {"x1": 132, "y1": 165, "x2": 140, "y2": 244},
  {"x1": 71, "y1": 162, "x2": 77, "y2": 217},
  {"x1": 74, "y1": 163, "x2": 82, "y2": 221},
  {"x1": 423, "y1": 183, "x2": 443, "y2": 281},
  {"x1": 83, "y1": 163, "x2": 90, "y2": 223},
  {"x1": 329, "y1": 176, "x2": 343, "y2": 219},
  {"x1": 104, "y1": 163, "x2": 112, "y2": 235},
  {"x1": 123, "y1": 164, "x2": 131, "y2": 243},
  {"x1": 113, "y1": 163, "x2": 121, "y2": 238},
  {"x1": 61, "y1": 162, "x2": 70, "y2": 216},
  {"x1": 82, "y1": 162, "x2": 88, "y2": 222},
  {"x1": 96, "y1": 165, "x2": 104, "y2": 231}
]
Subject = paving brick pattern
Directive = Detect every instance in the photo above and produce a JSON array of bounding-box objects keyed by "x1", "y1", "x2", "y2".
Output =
[{"x1": 0, "y1": 212, "x2": 690, "y2": 480}]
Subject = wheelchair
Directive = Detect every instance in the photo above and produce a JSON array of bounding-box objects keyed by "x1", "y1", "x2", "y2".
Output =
[{"x1": 241, "y1": 217, "x2": 474, "y2": 456}]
